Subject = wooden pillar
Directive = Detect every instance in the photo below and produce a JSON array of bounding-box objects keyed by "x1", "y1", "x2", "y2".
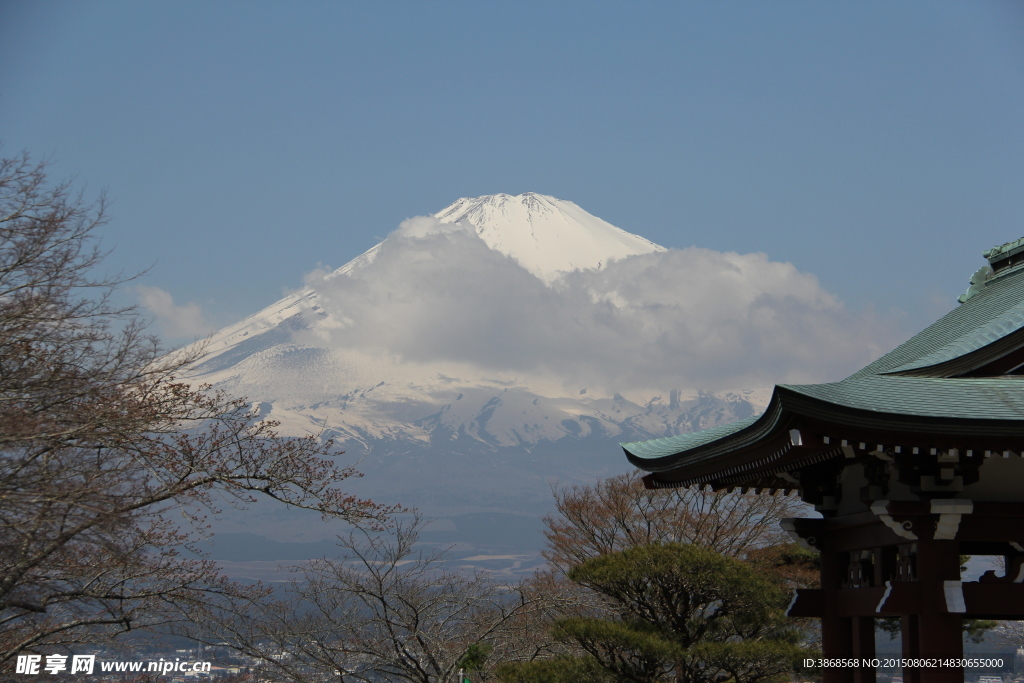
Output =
[
  {"x1": 909, "y1": 538, "x2": 963, "y2": 683},
  {"x1": 851, "y1": 616, "x2": 876, "y2": 683},
  {"x1": 901, "y1": 615, "x2": 921, "y2": 683},
  {"x1": 820, "y1": 549, "x2": 853, "y2": 683}
]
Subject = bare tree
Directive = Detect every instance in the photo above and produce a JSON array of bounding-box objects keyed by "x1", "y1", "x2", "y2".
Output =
[
  {"x1": 0, "y1": 152, "x2": 394, "y2": 663},
  {"x1": 188, "y1": 515, "x2": 556, "y2": 683},
  {"x1": 543, "y1": 470, "x2": 808, "y2": 572}
]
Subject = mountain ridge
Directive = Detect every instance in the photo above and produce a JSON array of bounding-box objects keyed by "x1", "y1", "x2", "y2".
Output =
[
  {"x1": 183, "y1": 193, "x2": 767, "y2": 516},
  {"x1": 433, "y1": 193, "x2": 664, "y2": 282},
  {"x1": 194, "y1": 193, "x2": 665, "y2": 364}
]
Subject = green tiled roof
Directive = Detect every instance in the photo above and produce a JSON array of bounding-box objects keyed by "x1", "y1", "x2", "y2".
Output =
[
  {"x1": 850, "y1": 263, "x2": 1024, "y2": 378},
  {"x1": 783, "y1": 375, "x2": 1024, "y2": 421},
  {"x1": 885, "y1": 301, "x2": 1024, "y2": 373},
  {"x1": 621, "y1": 416, "x2": 759, "y2": 461},
  {"x1": 623, "y1": 248, "x2": 1024, "y2": 470}
]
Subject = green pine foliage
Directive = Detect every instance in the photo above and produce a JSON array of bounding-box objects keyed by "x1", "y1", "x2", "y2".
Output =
[
  {"x1": 552, "y1": 617, "x2": 682, "y2": 681},
  {"x1": 458, "y1": 643, "x2": 494, "y2": 675},
  {"x1": 500, "y1": 542, "x2": 812, "y2": 683}
]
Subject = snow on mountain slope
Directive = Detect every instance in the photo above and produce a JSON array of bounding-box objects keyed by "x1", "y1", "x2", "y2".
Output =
[
  {"x1": 185, "y1": 193, "x2": 763, "y2": 444},
  {"x1": 191, "y1": 242, "x2": 383, "y2": 364},
  {"x1": 434, "y1": 193, "x2": 664, "y2": 282},
  {"x1": 182, "y1": 193, "x2": 772, "y2": 514},
  {"x1": 195, "y1": 193, "x2": 661, "y2": 364}
]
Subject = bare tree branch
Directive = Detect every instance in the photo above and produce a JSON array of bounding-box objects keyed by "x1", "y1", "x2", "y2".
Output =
[
  {"x1": 186, "y1": 515, "x2": 558, "y2": 683},
  {"x1": 0, "y1": 151, "x2": 397, "y2": 663},
  {"x1": 543, "y1": 470, "x2": 808, "y2": 573}
]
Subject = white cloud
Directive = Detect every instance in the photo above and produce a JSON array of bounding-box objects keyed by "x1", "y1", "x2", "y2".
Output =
[
  {"x1": 137, "y1": 285, "x2": 213, "y2": 341},
  {"x1": 293, "y1": 226, "x2": 905, "y2": 395},
  {"x1": 393, "y1": 215, "x2": 475, "y2": 239}
]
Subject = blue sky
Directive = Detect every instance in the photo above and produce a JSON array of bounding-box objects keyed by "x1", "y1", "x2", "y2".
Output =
[{"x1": 3, "y1": 1, "x2": 1023, "y2": 342}]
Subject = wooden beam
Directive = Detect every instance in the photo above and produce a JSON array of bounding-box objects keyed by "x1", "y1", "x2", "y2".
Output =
[{"x1": 788, "y1": 583, "x2": 1024, "y2": 618}]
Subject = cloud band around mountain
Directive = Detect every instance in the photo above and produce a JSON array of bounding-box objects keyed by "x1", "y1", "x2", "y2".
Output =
[{"x1": 297, "y1": 217, "x2": 903, "y2": 395}]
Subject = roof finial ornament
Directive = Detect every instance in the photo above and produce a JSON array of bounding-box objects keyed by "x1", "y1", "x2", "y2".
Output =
[
  {"x1": 957, "y1": 265, "x2": 994, "y2": 304},
  {"x1": 981, "y1": 236, "x2": 1024, "y2": 274},
  {"x1": 959, "y1": 235, "x2": 1024, "y2": 303}
]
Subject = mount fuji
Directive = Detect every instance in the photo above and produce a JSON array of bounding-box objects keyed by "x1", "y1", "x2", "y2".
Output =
[{"x1": 183, "y1": 193, "x2": 795, "y2": 558}]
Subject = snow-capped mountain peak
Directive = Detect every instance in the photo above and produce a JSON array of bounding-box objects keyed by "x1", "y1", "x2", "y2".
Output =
[
  {"x1": 194, "y1": 193, "x2": 666, "y2": 360},
  {"x1": 182, "y1": 194, "x2": 764, "y2": 515},
  {"x1": 433, "y1": 193, "x2": 664, "y2": 282}
]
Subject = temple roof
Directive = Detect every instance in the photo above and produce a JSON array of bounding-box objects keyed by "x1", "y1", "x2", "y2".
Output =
[{"x1": 623, "y1": 240, "x2": 1024, "y2": 485}]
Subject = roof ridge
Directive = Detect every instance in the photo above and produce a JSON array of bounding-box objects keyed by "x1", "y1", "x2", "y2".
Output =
[{"x1": 845, "y1": 265, "x2": 1024, "y2": 379}]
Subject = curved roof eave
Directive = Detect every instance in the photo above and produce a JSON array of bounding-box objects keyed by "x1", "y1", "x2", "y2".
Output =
[
  {"x1": 782, "y1": 376, "x2": 1024, "y2": 425},
  {"x1": 624, "y1": 244, "x2": 1024, "y2": 479},
  {"x1": 622, "y1": 388, "x2": 789, "y2": 473},
  {"x1": 625, "y1": 380, "x2": 1024, "y2": 474}
]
